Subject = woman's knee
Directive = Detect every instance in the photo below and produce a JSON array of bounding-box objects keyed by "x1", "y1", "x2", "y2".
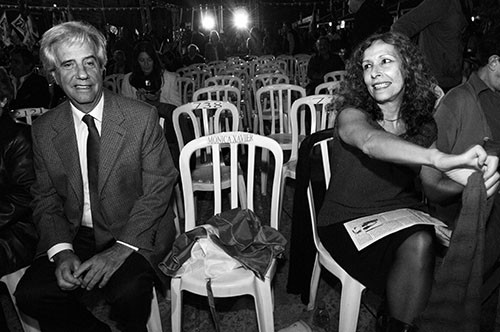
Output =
[{"x1": 396, "y1": 231, "x2": 435, "y2": 265}]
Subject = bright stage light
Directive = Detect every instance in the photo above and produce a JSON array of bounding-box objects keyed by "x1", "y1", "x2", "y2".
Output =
[
  {"x1": 202, "y1": 15, "x2": 216, "y2": 31},
  {"x1": 233, "y1": 9, "x2": 249, "y2": 29}
]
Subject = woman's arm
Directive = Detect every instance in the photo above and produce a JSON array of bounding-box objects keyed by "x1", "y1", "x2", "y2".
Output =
[{"x1": 337, "y1": 107, "x2": 487, "y2": 172}]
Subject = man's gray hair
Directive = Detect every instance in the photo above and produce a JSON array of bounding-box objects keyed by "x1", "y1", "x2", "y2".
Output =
[{"x1": 40, "y1": 21, "x2": 107, "y2": 72}]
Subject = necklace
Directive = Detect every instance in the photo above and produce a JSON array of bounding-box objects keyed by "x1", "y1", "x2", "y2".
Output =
[{"x1": 383, "y1": 117, "x2": 401, "y2": 122}]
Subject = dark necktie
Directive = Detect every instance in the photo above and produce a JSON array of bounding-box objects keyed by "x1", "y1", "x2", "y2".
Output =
[{"x1": 82, "y1": 114, "x2": 100, "y2": 211}]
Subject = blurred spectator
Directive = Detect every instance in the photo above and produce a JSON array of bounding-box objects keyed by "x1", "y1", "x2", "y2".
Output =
[
  {"x1": 392, "y1": 0, "x2": 471, "y2": 92},
  {"x1": 347, "y1": 0, "x2": 392, "y2": 54},
  {"x1": 247, "y1": 27, "x2": 264, "y2": 56},
  {"x1": 306, "y1": 36, "x2": 345, "y2": 95},
  {"x1": 263, "y1": 26, "x2": 282, "y2": 55},
  {"x1": 204, "y1": 30, "x2": 227, "y2": 62},
  {"x1": 191, "y1": 24, "x2": 206, "y2": 56},
  {"x1": 113, "y1": 26, "x2": 135, "y2": 70},
  {"x1": 182, "y1": 44, "x2": 206, "y2": 66},
  {"x1": 106, "y1": 49, "x2": 131, "y2": 75},
  {"x1": 9, "y1": 47, "x2": 50, "y2": 110},
  {"x1": 282, "y1": 21, "x2": 301, "y2": 55}
]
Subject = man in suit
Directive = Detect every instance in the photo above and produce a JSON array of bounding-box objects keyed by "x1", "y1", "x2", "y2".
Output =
[
  {"x1": 9, "y1": 47, "x2": 50, "y2": 110},
  {"x1": 14, "y1": 21, "x2": 178, "y2": 332}
]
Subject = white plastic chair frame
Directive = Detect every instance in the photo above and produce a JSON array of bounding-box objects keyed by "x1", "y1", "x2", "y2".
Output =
[
  {"x1": 306, "y1": 137, "x2": 366, "y2": 332},
  {"x1": 171, "y1": 132, "x2": 283, "y2": 332},
  {"x1": 314, "y1": 81, "x2": 341, "y2": 95},
  {"x1": 255, "y1": 84, "x2": 306, "y2": 195},
  {"x1": 10, "y1": 107, "x2": 49, "y2": 125},
  {"x1": 323, "y1": 70, "x2": 347, "y2": 83},
  {"x1": 276, "y1": 54, "x2": 296, "y2": 82},
  {"x1": 193, "y1": 85, "x2": 243, "y2": 131},
  {"x1": 280, "y1": 95, "x2": 334, "y2": 223},
  {"x1": 0, "y1": 267, "x2": 163, "y2": 332},
  {"x1": 176, "y1": 76, "x2": 196, "y2": 104},
  {"x1": 103, "y1": 74, "x2": 124, "y2": 94},
  {"x1": 294, "y1": 57, "x2": 310, "y2": 87}
]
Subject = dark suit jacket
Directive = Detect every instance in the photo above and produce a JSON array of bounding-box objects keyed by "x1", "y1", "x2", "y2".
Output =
[
  {"x1": 30, "y1": 90, "x2": 178, "y2": 285},
  {"x1": 10, "y1": 72, "x2": 50, "y2": 110}
]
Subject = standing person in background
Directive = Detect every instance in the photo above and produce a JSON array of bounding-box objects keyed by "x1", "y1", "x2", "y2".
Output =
[
  {"x1": 14, "y1": 21, "x2": 178, "y2": 332},
  {"x1": 190, "y1": 24, "x2": 206, "y2": 56},
  {"x1": 282, "y1": 21, "x2": 300, "y2": 55},
  {"x1": 204, "y1": 30, "x2": 226, "y2": 63},
  {"x1": 247, "y1": 27, "x2": 264, "y2": 57},
  {"x1": 347, "y1": 0, "x2": 392, "y2": 56},
  {"x1": 306, "y1": 36, "x2": 345, "y2": 95},
  {"x1": 392, "y1": 0, "x2": 472, "y2": 92},
  {"x1": 182, "y1": 44, "x2": 206, "y2": 66},
  {"x1": 9, "y1": 47, "x2": 50, "y2": 110},
  {"x1": 0, "y1": 66, "x2": 38, "y2": 331}
]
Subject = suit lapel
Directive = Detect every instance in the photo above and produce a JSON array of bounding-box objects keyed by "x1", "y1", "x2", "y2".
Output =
[
  {"x1": 52, "y1": 103, "x2": 83, "y2": 205},
  {"x1": 99, "y1": 91, "x2": 126, "y2": 196}
]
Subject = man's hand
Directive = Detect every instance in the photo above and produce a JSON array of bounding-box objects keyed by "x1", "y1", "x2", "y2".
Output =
[
  {"x1": 54, "y1": 250, "x2": 82, "y2": 291},
  {"x1": 73, "y1": 243, "x2": 134, "y2": 291}
]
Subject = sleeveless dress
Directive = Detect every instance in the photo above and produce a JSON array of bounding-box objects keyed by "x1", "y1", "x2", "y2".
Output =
[{"x1": 317, "y1": 115, "x2": 437, "y2": 295}]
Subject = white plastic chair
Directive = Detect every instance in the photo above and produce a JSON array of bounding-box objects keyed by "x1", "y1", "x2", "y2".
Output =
[
  {"x1": 323, "y1": 70, "x2": 347, "y2": 83},
  {"x1": 176, "y1": 76, "x2": 195, "y2": 104},
  {"x1": 171, "y1": 131, "x2": 283, "y2": 332},
  {"x1": 294, "y1": 56, "x2": 310, "y2": 87},
  {"x1": 280, "y1": 95, "x2": 335, "y2": 222},
  {"x1": 1, "y1": 267, "x2": 40, "y2": 332},
  {"x1": 305, "y1": 136, "x2": 366, "y2": 332},
  {"x1": 172, "y1": 101, "x2": 246, "y2": 211},
  {"x1": 193, "y1": 85, "x2": 243, "y2": 130},
  {"x1": 276, "y1": 54, "x2": 296, "y2": 82},
  {"x1": 10, "y1": 107, "x2": 50, "y2": 125},
  {"x1": 0, "y1": 266, "x2": 163, "y2": 332},
  {"x1": 255, "y1": 84, "x2": 306, "y2": 195},
  {"x1": 314, "y1": 81, "x2": 342, "y2": 95}
]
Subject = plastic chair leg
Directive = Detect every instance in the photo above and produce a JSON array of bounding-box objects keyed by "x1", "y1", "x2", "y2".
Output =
[
  {"x1": 307, "y1": 254, "x2": 321, "y2": 311},
  {"x1": 146, "y1": 287, "x2": 163, "y2": 332},
  {"x1": 261, "y1": 148, "x2": 269, "y2": 196},
  {"x1": 254, "y1": 279, "x2": 275, "y2": 332},
  {"x1": 170, "y1": 278, "x2": 183, "y2": 332},
  {"x1": 338, "y1": 279, "x2": 364, "y2": 332}
]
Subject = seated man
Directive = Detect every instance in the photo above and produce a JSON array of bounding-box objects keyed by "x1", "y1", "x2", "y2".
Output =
[
  {"x1": 182, "y1": 43, "x2": 206, "y2": 67},
  {"x1": 306, "y1": 36, "x2": 344, "y2": 95},
  {"x1": 0, "y1": 66, "x2": 38, "y2": 330},
  {"x1": 14, "y1": 21, "x2": 178, "y2": 332},
  {"x1": 9, "y1": 47, "x2": 50, "y2": 110},
  {"x1": 421, "y1": 29, "x2": 500, "y2": 273}
]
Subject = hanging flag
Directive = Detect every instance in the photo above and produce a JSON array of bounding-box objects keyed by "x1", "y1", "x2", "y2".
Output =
[
  {"x1": 0, "y1": 12, "x2": 12, "y2": 46},
  {"x1": 11, "y1": 14, "x2": 27, "y2": 38},
  {"x1": 22, "y1": 15, "x2": 37, "y2": 49}
]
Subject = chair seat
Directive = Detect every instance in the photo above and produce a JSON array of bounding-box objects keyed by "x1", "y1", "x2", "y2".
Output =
[{"x1": 173, "y1": 259, "x2": 276, "y2": 297}]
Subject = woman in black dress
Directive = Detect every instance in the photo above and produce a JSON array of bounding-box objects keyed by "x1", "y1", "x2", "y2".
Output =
[{"x1": 317, "y1": 32, "x2": 499, "y2": 332}]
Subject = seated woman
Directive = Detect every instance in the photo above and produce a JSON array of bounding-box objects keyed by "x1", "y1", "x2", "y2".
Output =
[
  {"x1": 121, "y1": 41, "x2": 182, "y2": 160},
  {"x1": 0, "y1": 66, "x2": 38, "y2": 330},
  {"x1": 121, "y1": 40, "x2": 181, "y2": 108},
  {"x1": 316, "y1": 32, "x2": 498, "y2": 332}
]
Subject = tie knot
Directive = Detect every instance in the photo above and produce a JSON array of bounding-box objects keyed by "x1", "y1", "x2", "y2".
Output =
[{"x1": 82, "y1": 114, "x2": 96, "y2": 128}]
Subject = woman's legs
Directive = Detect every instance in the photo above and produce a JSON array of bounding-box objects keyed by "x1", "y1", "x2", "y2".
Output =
[{"x1": 386, "y1": 230, "x2": 435, "y2": 325}]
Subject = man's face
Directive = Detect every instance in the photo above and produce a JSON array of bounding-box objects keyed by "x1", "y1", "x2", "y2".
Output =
[
  {"x1": 488, "y1": 55, "x2": 500, "y2": 93},
  {"x1": 52, "y1": 42, "x2": 104, "y2": 114},
  {"x1": 10, "y1": 53, "x2": 32, "y2": 78}
]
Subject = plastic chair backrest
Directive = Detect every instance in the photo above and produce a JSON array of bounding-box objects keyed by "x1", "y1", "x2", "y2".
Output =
[
  {"x1": 180, "y1": 132, "x2": 283, "y2": 229},
  {"x1": 172, "y1": 101, "x2": 239, "y2": 152},
  {"x1": 251, "y1": 73, "x2": 290, "y2": 100},
  {"x1": 183, "y1": 68, "x2": 211, "y2": 90},
  {"x1": 289, "y1": 95, "x2": 335, "y2": 162},
  {"x1": 176, "y1": 76, "x2": 195, "y2": 104},
  {"x1": 434, "y1": 84, "x2": 445, "y2": 109},
  {"x1": 255, "y1": 83, "x2": 306, "y2": 135},
  {"x1": 192, "y1": 85, "x2": 241, "y2": 112},
  {"x1": 324, "y1": 70, "x2": 346, "y2": 83},
  {"x1": 103, "y1": 74, "x2": 124, "y2": 94},
  {"x1": 276, "y1": 54, "x2": 296, "y2": 81},
  {"x1": 204, "y1": 75, "x2": 243, "y2": 91},
  {"x1": 295, "y1": 57, "x2": 310, "y2": 87},
  {"x1": 11, "y1": 107, "x2": 49, "y2": 125},
  {"x1": 315, "y1": 81, "x2": 342, "y2": 95}
]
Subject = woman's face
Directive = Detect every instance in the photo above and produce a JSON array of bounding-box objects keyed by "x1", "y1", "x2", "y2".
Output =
[
  {"x1": 138, "y1": 51, "x2": 154, "y2": 75},
  {"x1": 362, "y1": 40, "x2": 405, "y2": 107}
]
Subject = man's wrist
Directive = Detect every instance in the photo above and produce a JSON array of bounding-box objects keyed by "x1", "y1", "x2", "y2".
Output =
[{"x1": 53, "y1": 249, "x2": 74, "y2": 264}]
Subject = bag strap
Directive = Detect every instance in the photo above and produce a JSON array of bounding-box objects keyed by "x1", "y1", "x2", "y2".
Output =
[{"x1": 206, "y1": 278, "x2": 221, "y2": 332}]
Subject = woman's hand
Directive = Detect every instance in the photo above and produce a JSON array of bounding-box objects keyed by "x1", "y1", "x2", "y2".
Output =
[
  {"x1": 136, "y1": 88, "x2": 160, "y2": 102},
  {"x1": 434, "y1": 144, "x2": 488, "y2": 172}
]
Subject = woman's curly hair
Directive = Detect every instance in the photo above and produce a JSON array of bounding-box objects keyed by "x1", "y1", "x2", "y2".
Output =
[{"x1": 337, "y1": 32, "x2": 437, "y2": 136}]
